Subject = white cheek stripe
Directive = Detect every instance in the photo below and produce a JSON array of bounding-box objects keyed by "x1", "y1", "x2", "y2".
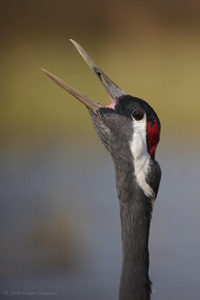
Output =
[{"x1": 130, "y1": 117, "x2": 155, "y2": 199}]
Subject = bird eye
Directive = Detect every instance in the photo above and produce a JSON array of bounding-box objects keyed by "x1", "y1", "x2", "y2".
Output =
[{"x1": 132, "y1": 109, "x2": 144, "y2": 121}]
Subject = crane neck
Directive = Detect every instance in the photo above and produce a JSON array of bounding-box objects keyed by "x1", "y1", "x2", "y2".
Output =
[{"x1": 114, "y1": 158, "x2": 152, "y2": 300}]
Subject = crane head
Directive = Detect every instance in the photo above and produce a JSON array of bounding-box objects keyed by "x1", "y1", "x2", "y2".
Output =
[{"x1": 42, "y1": 40, "x2": 161, "y2": 198}]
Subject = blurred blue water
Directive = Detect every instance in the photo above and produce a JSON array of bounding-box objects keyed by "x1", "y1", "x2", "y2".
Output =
[{"x1": 0, "y1": 139, "x2": 200, "y2": 300}]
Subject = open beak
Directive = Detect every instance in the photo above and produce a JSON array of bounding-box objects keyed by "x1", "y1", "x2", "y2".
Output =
[{"x1": 42, "y1": 40, "x2": 125, "y2": 114}]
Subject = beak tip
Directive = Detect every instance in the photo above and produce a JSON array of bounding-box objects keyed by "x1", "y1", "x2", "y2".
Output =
[
  {"x1": 70, "y1": 39, "x2": 79, "y2": 50},
  {"x1": 41, "y1": 68, "x2": 48, "y2": 75}
]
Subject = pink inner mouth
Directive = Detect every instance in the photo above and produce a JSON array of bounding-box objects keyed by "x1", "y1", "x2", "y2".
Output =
[{"x1": 104, "y1": 95, "x2": 116, "y2": 110}]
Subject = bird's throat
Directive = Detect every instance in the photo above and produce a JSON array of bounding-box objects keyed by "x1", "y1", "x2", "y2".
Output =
[{"x1": 115, "y1": 161, "x2": 152, "y2": 300}]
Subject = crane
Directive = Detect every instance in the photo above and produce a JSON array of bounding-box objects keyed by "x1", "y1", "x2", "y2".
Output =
[{"x1": 42, "y1": 40, "x2": 161, "y2": 300}]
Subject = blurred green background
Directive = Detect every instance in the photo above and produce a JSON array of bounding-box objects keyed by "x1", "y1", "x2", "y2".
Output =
[
  {"x1": 1, "y1": 0, "x2": 200, "y2": 141},
  {"x1": 1, "y1": 1, "x2": 200, "y2": 300}
]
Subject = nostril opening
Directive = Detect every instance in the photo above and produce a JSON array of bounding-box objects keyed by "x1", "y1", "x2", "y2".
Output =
[
  {"x1": 97, "y1": 72, "x2": 107, "y2": 86},
  {"x1": 97, "y1": 72, "x2": 102, "y2": 81}
]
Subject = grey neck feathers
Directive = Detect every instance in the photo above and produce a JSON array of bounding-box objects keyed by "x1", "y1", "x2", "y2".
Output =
[{"x1": 114, "y1": 159, "x2": 152, "y2": 300}]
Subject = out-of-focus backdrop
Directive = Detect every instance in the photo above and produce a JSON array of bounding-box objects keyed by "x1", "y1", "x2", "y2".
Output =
[{"x1": 1, "y1": 1, "x2": 200, "y2": 299}]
